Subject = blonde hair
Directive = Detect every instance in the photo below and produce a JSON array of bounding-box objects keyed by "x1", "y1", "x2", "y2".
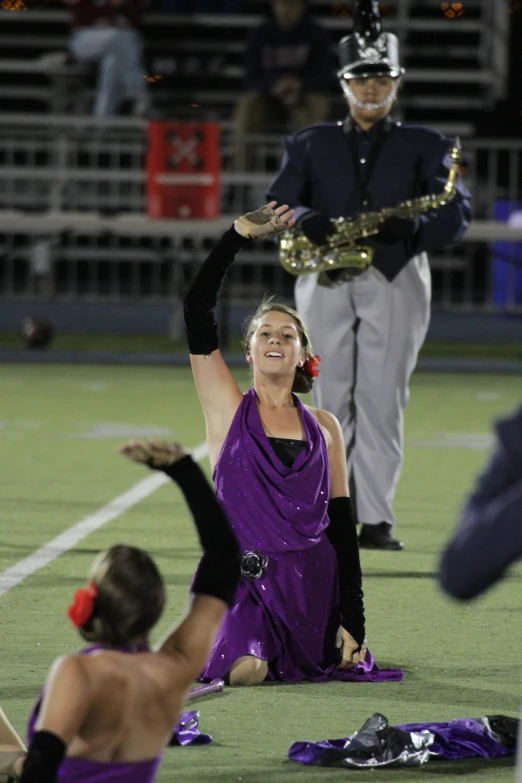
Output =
[{"x1": 243, "y1": 296, "x2": 316, "y2": 394}]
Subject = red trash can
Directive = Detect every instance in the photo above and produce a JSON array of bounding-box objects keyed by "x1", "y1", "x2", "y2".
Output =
[{"x1": 146, "y1": 121, "x2": 220, "y2": 219}]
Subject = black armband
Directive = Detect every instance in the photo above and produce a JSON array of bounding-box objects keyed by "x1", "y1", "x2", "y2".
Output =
[
  {"x1": 164, "y1": 455, "x2": 241, "y2": 607},
  {"x1": 326, "y1": 497, "x2": 366, "y2": 647},
  {"x1": 183, "y1": 225, "x2": 250, "y2": 355},
  {"x1": 19, "y1": 731, "x2": 66, "y2": 783}
]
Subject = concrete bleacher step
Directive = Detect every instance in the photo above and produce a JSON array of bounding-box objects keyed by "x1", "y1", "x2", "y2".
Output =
[
  {"x1": 0, "y1": 0, "x2": 507, "y2": 131},
  {"x1": 0, "y1": 54, "x2": 88, "y2": 74}
]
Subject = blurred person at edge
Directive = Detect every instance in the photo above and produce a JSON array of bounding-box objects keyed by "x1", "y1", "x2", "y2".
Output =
[
  {"x1": 439, "y1": 402, "x2": 522, "y2": 783},
  {"x1": 66, "y1": 0, "x2": 150, "y2": 118},
  {"x1": 233, "y1": 0, "x2": 332, "y2": 169},
  {"x1": 162, "y1": 0, "x2": 240, "y2": 9}
]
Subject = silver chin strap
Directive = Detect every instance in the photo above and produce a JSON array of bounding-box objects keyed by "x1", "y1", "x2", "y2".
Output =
[{"x1": 341, "y1": 78, "x2": 400, "y2": 110}]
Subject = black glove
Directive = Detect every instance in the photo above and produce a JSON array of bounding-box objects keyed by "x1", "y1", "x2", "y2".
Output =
[
  {"x1": 374, "y1": 215, "x2": 421, "y2": 245},
  {"x1": 298, "y1": 211, "x2": 334, "y2": 246}
]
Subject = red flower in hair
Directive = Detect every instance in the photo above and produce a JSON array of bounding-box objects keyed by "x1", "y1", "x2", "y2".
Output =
[
  {"x1": 303, "y1": 354, "x2": 321, "y2": 378},
  {"x1": 67, "y1": 581, "x2": 98, "y2": 628}
]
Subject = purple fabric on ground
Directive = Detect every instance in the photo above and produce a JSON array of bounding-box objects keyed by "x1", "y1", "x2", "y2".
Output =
[
  {"x1": 289, "y1": 737, "x2": 348, "y2": 765},
  {"x1": 289, "y1": 713, "x2": 517, "y2": 768},
  {"x1": 397, "y1": 717, "x2": 516, "y2": 760},
  {"x1": 169, "y1": 711, "x2": 212, "y2": 746},
  {"x1": 199, "y1": 389, "x2": 402, "y2": 684}
]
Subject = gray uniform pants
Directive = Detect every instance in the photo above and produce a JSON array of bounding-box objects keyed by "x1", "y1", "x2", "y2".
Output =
[{"x1": 295, "y1": 254, "x2": 431, "y2": 527}]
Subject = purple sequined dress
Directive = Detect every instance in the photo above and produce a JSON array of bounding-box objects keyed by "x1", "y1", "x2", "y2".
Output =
[
  {"x1": 199, "y1": 389, "x2": 402, "y2": 683},
  {"x1": 26, "y1": 645, "x2": 163, "y2": 783}
]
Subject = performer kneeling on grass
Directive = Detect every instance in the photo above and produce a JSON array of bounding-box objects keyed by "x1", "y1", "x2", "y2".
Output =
[
  {"x1": 181, "y1": 201, "x2": 402, "y2": 686},
  {"x1": 0, "y1": 444, "x2": 241, "y2": 783}
]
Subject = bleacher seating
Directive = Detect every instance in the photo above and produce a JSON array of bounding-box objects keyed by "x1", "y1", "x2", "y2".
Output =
[
  {"x1": 0, "y1": 0, "x2": 514, "y2": 315},
  {"x1": 0, "y1": 0, "x2": 510, "y2": 136}
]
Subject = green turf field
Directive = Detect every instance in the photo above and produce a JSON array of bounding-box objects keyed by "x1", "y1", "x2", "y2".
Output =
[
  {"x1": 1, "y1": 364, "x2": 520, "y2": 782},
  {"x1": 2, "y1": 329, "x2": 522, "y2": 360}
]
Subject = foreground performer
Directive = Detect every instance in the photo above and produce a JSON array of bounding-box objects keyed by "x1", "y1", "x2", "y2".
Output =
[
  {"x1": 182, "y1": 201, "x2": 401, "y2": 686},
  {"x1": 267, "y1": 0, "x2": 472, "y2": 550},
  {"x1": 439, "y1": 403, "x2": 522, "y2": 782},
  {"x1": 3, "y1": 445, "x2": 240, "y2": 783}
]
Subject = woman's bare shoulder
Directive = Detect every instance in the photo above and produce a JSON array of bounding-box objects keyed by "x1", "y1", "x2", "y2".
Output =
[
  {"x1": 42, "y1": 653, "x2": 93, "y2": 696},
  {"x1": 304, "y1": 404, "x2": 341, "y2": 438}
]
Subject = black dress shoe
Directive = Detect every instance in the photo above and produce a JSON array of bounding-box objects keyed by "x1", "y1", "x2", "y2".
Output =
[{"x1": 358, "y1": 522, "x2": 404, "y2": 551}]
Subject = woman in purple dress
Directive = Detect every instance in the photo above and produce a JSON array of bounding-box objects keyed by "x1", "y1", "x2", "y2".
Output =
[
  {"x1": 0, "y1": 444, "x2": 241, "y2": 783},
  {"x1": 183, "y1": 203, "x2": 401, "y2": 686}
]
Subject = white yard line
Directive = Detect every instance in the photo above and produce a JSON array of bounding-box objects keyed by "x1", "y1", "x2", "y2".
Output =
[{"x1": 0, "y1": 441, "x2": 208, "y2": 597}]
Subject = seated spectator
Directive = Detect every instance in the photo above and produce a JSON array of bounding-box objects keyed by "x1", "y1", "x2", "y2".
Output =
[
  {"x1": 66, "y1": 0, "x2": 150, "y2": 118},
  {"x1": 233, "y1": 0, "x2": 332, "y2": 169}
]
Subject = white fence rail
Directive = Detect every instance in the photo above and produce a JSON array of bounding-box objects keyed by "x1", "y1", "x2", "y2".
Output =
[
  {"x1": 1, "y1": 117, "x2": 522, "y2": 311},
  {"x1": 1, "y1": 211, "x2": 522, "y2": 311},
  {"x1": 1, "y1": 116, "x2": 521, "y2": 218}
]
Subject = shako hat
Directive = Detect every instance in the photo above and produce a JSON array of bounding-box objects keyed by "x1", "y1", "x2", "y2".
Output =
[{"x1": 337, "y1": 0, "x2": 405, "y2": 82}]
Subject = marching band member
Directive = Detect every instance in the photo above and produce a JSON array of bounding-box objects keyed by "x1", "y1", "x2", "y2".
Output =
[{"x1": 268, "y1": 0, "x2": 471, "y2": 550}]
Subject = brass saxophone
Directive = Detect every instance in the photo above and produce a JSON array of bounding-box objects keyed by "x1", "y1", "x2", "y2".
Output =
[{"x1": 279, "y1": 139, "x2": 462, "y2": 278}]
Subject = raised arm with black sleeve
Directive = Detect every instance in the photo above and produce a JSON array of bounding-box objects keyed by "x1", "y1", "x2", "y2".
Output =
[
  {"x1": 183, "y1": 226, "x2": 250, "y2": 356},
  {"x1": 183, "y1": 203, "x2": 293, "y2": 355},
  {"x1": 120, "y1": 441, "x2": 242, "y2": 607},
  {"x1": 163, "y1": 455, "x2": 241, "y2": 607}
]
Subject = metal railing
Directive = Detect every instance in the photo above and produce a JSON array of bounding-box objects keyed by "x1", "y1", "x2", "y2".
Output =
[
  {"x1": 2, "y1": 213, "x2": 521, "y2": 312},
  {"x1": 2, "y1": 116, "x2": 522, "y2": 218},
  {"x1": 1, "y1": 116, "x2": 522, "y2": 312}
]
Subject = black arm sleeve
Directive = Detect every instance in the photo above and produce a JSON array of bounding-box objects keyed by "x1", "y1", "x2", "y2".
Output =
[
  {"x1": 325, "y1": 497, "x2": 366, "y2": 647},
  {"x1": 183, "y1": 225, "x2": 251, "y2": 355},
  {"x1": 19, "y1": 730, "x2": 66, "y2": 783},
  {"x1": 164, "y1": 456, "x2": 241, "y2": 607}
]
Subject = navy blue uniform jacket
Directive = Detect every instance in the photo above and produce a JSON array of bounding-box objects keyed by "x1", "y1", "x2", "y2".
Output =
[
  {"x1": 439, "y1": 404, "x2": 522, "y2": 599},
  {"x1": 267, "y1": 118, "x2": 472, "y2": 281}
]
